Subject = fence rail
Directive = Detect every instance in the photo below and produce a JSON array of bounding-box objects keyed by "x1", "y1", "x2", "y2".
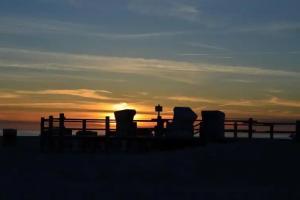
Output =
[{"x1": 40, "y1": 113, "x2": 298, "y2": 140}]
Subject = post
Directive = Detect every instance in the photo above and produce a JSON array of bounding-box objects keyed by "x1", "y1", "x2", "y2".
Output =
[
  {"x1": 40, "y1": 117, "x2": 45, "y2": 151},
  {"x1": 47, "y1": 116, "x2": 54, "y2": 151},
  {"x1": 59, "y1": 113, "x2": 65, "y2": 136},
  {"x1": 155, "y1": 115, "x2": 164, "y2": 137},
  {"x1": 105, "y1": 116, "x2": 110, "y2": 136},
  {"x1": 234, "y1": 122, "x2": 238, "y2": 139},
  {"x1": 295, "y1": 120, "x2": 300, "y2": 141},
  {"x1": 40, "y1": 117, "x2": 45, "y2": 136},
  {"x1": 82, "y1": 119, "x2": 87, "y2": 133},
  {"x1": 58, "y1": 113, "x2": 65, "y2": 152},
  {"x1": 248, "y1": 118, "x2": 253, "y2": 139},
  {"x1": 270, "y1": 124, "x2": 274, "y2": 139},
  {"x1": 49, "y1": 115, "x2": 53, "y2": 136}
]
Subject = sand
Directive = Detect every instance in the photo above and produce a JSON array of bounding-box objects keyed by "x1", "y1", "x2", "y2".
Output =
[{"x1": 0, "y1": 137, "x2": 300, "y2": 200}]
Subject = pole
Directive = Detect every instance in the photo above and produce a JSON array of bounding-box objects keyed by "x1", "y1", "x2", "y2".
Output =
[
  {"x1": 270, "y1": 124, "x2": 274, "y2": 139},
  {"x1": 40, "y1": 117, "x2": 45, "y2": 151},
  {"x1": 49, "y1": 115, "x2": 53, "y2": 136},
  {"x1": 82, "y1": 119, "x2": 87, "y2": 133},
  {"x1": 105, "y1": 116, "x2": 110, "y2": 136},
  {"x1": 58, "y1": 113, "x2": 65, "y2": 152},
  {"x1": 296, "y1": 120, "x2": 300, "y2": 141},
  {"x1": 234, "y1": 122, "x2": 238, "y2": 139},
  {"x1": 248, "y1": 118, "x2": 253, "y2": 139}
]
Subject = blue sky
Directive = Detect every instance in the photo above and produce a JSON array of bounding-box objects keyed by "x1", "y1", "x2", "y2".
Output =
[{"x1": 0, "y1": 0, "x2": 299, "y2": 122}]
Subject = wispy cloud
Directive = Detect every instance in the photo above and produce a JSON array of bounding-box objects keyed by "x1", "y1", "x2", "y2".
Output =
[
  {"x1": 128, "y1": 0, "x2": 200, "y2": 21},
  {"x1": 266, "y1": 89, "x2": 283, "y2": 94},
  {"x1": 16, "y1": 89, "x2": 112, "y2": 100},
  {"x1": 161, "y1": 95, "x2": 300, "y2": 109},
  {"x1": 0, "y1": 92, "x2": 20, "y2": 98},
  {"x1": 0, "y1": 48, "x2": 299, "y2": 80},
  {"x1": 184, "y1": 42, "x2": 228, "y2": 51},
  {"x1": 178, "y1": 53, "x2": 211, "y2": 56},
  {"x1": 225, "y1": 79, "x2": 255, "y2": 84},
  {"x1": 231, "y1": 22, "x2": 300, "y2": 33},
  {"x1": 167, "y1": 96, "x2": 216, "y2": 103},
  {"x1": 0, "y1": 17, "x2": 186, "y2": 40},
  {"x1": 269, "y1": 97, "x2": 300, "y2": 108},
  {"x1": 222, "y1": 97, "x2": 300, "y2": 108}
]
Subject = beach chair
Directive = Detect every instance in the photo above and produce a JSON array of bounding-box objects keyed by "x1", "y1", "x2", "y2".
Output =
[
  {"x1": 166, "y1": 107, "x2": 198, "y2": 138},
  {"x1": 201, "y1": 110, "x2": 225, "y2": 142},
  {"x1": 114, "y1": 109, "x2": 137, "y2": 136}
]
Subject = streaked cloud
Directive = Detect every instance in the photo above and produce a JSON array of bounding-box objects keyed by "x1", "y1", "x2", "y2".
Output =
[
  {"x1": 0, "y1": 92, "x2": 20, "y2": 98},
  {"x1": 269, "y1": 97, "x2": 300, "y2": 108},
  {"x1": 0, "y1": 48, "x2": 299, "y2": 79},
  {"x1": 128, "y1": 0, "x2": 200, "y2": 21},
  {"x1": 184, "y1": 42, "x2": 228, "y2": 51},
  {"x1": 225, "y1": 79, "x2": 255, "y2": 84},
  {"x1": 233, "y1": 22, "x2": 300, "y2": 33},
  {"x1": 0, "y1": 16, "x2": 186, "y2": 40},
  {"x1": 167, "y1": 96, "x2": 216, "y2": 103},
  {"x1": 16, "y1": 89, "x2": 112, "y2": 100},
  {"x1": 161, "y1": 95, "x2": 300, "y2": 109},
  {"x1": 266, "y1": 89, "x2": 283, "y2": 94}
]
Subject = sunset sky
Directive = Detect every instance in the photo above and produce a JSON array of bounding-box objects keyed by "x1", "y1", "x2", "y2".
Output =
[{"x1": 0, "y1": 0, "x2": 299, "y2": 127}]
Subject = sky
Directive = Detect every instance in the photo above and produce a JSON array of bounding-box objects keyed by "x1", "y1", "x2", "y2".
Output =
[{"x1": 0, "y1": 0, "x2": 299, "y2": 128}]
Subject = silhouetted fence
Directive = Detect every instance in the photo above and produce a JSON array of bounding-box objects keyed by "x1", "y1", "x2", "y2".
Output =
[
  {"x1": 39, "y1": 114, "x2": 299, "y2": 152},
  {"x1": 40, "y1": 113, "x2": 297, "y2": 140}
]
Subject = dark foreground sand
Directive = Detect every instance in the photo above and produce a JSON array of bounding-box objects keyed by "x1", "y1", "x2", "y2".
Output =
[{"x1": 0, "y1": 137, "x2": 300, "y2": 200}]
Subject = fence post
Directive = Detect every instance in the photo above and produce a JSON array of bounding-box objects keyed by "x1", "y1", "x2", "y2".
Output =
[
  {"x1": 40, "y1": 117, "x2": 45, "y2": 151},
  {"x1": 270, "y1": 124, "x2": 274, "y2": 139},
  {"x1": 105, "y1": 116, "x2": 110, "y2": 136},
  {"x1": 295, "y1": 120, "x2": 300, "y2": 141},
  {"x1": 40, "y1": 117, "x2": 45, "y2": 136},
  {"x1": 49, "y1": 116, "x2": 53, "y2": 136},
  {"x1": 59, "y1": 113, "x2": 65, "y2": 136},
  {"x1": 58, "y1": 113, "x2": 65, "y2": 152},
  {"x1": 234, "y1": 122, "x2": 238, "y2": 139},
  {"x1": 155, "y1": 116, "x2": 164, "y2": 137},
  {"x1": 248, "y1": 118, "x2": 253, "y2": 139},
  {"x1": 82, "y1": 119, "x2": 87, "y2": 133}
]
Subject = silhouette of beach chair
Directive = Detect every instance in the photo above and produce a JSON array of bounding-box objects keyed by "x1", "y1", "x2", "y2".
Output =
[
  {"x1": 114, "y1": 109, "x2": 137, "y2": 136},
  {"x1": 200, "y1": 111, "x2": 225, "y2": 142},
  {"x1": 166, "y1": 107, "x2": 198, "y2": 138}
]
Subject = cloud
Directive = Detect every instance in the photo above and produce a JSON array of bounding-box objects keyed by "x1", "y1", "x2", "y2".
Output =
[
  {"x1": 266, "y1": 89, "x2": 283, "y2": 94},
  {"x1": 16, "y1": 89, "x2": 112, "y2": 100},
  {"x1": 219, "y1": 99, "x2": 259, "y2": 107},
  {"x1": 0, "y1": 16, "x2": 186, "y2": 40},
  {"x1": 167, "y1": 96, "x2": 216, "y2": 103},
  {"x1": 128, "y1": 0, "x2": 200, "y2": 21},
  {"x1": 0, "y1": 92, "x2": 20, "y2": 98},
  {"x1": 161, "y1": 95, "x2": 300, "y2": 109},
  {"x1": 222, "y1": 97, "x2": 300, "y2": 108},
  {"x1": 225, "y1": 79, "x2": 255, "y2": 84},
  {"x1": 231, "y1": 22, "x2": 300, "y2": 33},
  {"x1": 184, "y1": 42, "x2": 228, "y2": 51},
  {"x1": 0, "y1": 47, "x2": 299, "y2": 81},
  {"x1": 269, "y1": 97, "x2": 300, "y2": 108}
]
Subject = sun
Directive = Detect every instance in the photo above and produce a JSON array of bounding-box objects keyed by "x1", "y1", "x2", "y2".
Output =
[{"x1": 112, "y1": 102, "x2": 130, "y2": 111}]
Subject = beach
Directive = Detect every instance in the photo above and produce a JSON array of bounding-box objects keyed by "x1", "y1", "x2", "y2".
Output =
[{"x1": 0, "y1": 137, "x2": 299, "y2": 199}]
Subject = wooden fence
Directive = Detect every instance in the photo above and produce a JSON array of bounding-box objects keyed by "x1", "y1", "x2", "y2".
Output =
[{"x1": 41, "y1": 113, "x2": 298, "y2": 139}]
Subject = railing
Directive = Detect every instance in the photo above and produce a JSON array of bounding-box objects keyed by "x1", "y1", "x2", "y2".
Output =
[
  {"x1": 41, "y1": 113, "x2": 299, "y2": 140},
  {"x1": 221, "y1": 119, "x2": 297, "y2": 139}
]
